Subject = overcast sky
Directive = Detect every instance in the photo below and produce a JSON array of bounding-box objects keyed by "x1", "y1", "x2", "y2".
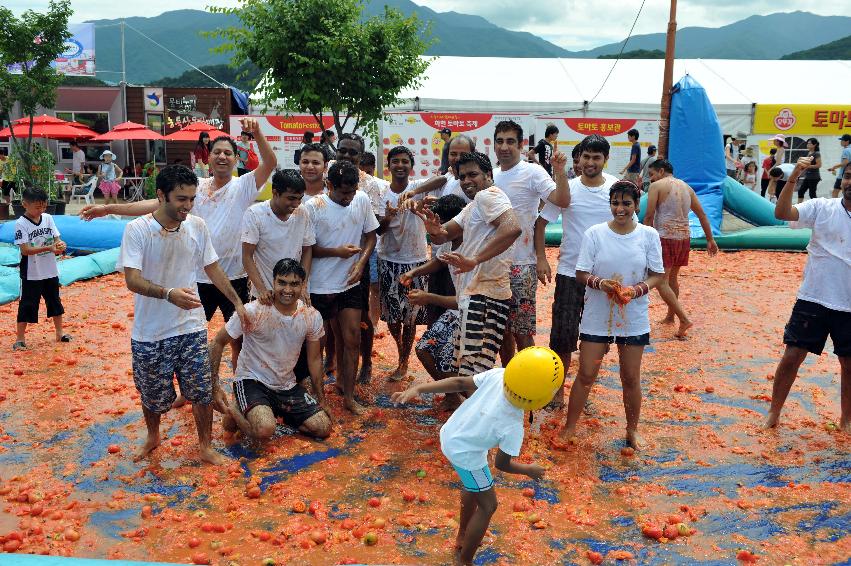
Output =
[{"x1": 8, "y1": 0, "x2": 851, "y2": 50}]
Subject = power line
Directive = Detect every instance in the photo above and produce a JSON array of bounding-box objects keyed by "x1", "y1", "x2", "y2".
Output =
[{"x1": 588, "y1": 0, "x2": 648, "y2": 105}]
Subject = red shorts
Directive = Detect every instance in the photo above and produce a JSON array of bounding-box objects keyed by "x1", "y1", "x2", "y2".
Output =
[{"x1": 661, "y1": 237, "x2": 690, "y2": 268}]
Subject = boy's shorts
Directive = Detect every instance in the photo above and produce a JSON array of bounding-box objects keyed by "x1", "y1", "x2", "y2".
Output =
[
  {"x1": 456, "y1": 294, "x2": 510, "y2": 377},
  {"x1": 378, "y1": 258, "x2": 428, "y2": 325},
  {"x1": 783, "y1": 299, "x2": 851, "y2": 357},
  {"x1": 198, "y1": 277, "x2": 249, "y2": 322},
  {"x1": 131, "y1": 330, "x2": 212, "y2": 414},
  {"x1": 660, "y1": 237, "x2": 690, "y2": 268},
  {"x1": 507, "y1": 264, "x2": 537, "y2": 336},
  {"x1": 311, "y1": 284, "x2": 365, "y2": 322},
  {"x1": 452, "y1": 464, "x2": 494, "y2": 492},
  {"x1": 233, "y1": 379, "x2": 322, "y2": 429},
  {"x1": 416, "y1": 309, "x2": 460, "y2": 374},
  {"x1": 17, "y1": 276, "x2": 64, "y2": 323}
]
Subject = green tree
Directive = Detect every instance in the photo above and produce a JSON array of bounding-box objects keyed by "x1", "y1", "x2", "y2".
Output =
[
  {"x1": 0, "y1": 0, "x2": 73, "y2": 191},
  {"x1": 208, "y1": 0, "x2": 432, "y2": 137}
]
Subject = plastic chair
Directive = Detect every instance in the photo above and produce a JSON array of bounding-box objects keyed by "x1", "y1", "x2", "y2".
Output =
[{"x1": 70, "y1": 176, "x2": 98, "y2": 205}]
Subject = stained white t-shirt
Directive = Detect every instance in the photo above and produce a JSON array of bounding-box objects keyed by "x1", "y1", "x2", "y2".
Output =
[
  {"x1": 225, "y1": 300, "x2": 324, "y2": 391},
  {"x1": 304, "y1": 191, "x2": 380, "y2": 294},
  {"x1": 301, "y1": 190, "x2": 325, "y2": 206},
  {"x1": 575, "y1": 222, "x2": 664, "y2": 337},
  {"x1": 117, "y1": 214, "x2": 218, "y2": 342},
  {"x1": 493, "y1": 160, "x2": 556, "y2": 265},
  {"x1": 791, "y1": 198, "x2": 851, "y2": 313},
  {"x1": 377, "y1": 180, "x2": 428, "y2": 264},
  {"x1": 438, "y1": 174, "x2": 471, "y2": 203},
  {"x1": 540, "y1": 173, "x2": 619, "y2": 278},
  {"x1": 452, "y1": 187, "x2": 513, "y2": 301},
  {"x1": 194, "y1": 171, "x2": 264, "y2": 284},
  {"x1": 14, "y1": 214, "x2": 60, "y2": 281},
  {"x1": 241, "y1": 201, "x2": 316, "y2": 296},
  {"x1": 440, "y1": 368, "x2": 524, "y2": 470}
]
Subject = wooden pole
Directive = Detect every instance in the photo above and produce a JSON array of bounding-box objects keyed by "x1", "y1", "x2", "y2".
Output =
[{"x1": 658, "y1": 0, "x2": 677, "y2": 159}]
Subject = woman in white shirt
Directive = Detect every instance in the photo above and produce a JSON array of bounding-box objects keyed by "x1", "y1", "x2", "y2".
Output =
[{"x1": 560, "y1": 180, "x2": 666, "y2": 450}]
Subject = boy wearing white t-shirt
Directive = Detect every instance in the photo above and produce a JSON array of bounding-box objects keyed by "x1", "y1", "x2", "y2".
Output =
[
  {"x1": 242, "y1": 169, "x2": 315, "y2": 304},
  {"x1": 303, "y1": 160, "x2": 379, "y2": 415},
  {"x1": 377, "y1": 146, "x2": 431, "y2": 381},
  {"x1": 211, "y1": 259, "x2": 331, "y2": 441},
  {"x1": 767, "y1": 159, "x2": 851, "y2": 432},
  {"x1": 13, "y1": 187, "x2": 69, "y2": 351},
  {"x1": 416, "y1": 152, "x2": 521, "y2": 377},
  {"x1": 117, "y1": 165, "x2": 248, "y2": 465},
  {"x1": 537, "y1": 134, "x2": 619, "y2": 406}
]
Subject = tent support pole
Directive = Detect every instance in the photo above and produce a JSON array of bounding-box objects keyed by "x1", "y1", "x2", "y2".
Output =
[{"x1": 658, "y1": 0, "x2": 677, "y2": 159}]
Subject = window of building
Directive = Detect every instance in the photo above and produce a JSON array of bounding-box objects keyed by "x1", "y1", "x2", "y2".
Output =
[{"x1": 55, "y1": 111, "x2": 111, "y2": 162}]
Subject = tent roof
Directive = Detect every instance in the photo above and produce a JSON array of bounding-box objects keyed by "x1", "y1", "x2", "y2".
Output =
[{"x1": 389, "y1": 57, "x2": 851, "y2": 112}]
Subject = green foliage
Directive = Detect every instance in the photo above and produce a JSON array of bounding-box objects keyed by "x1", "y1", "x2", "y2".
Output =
[
  {"x1": 781, "y1": 34, "x2": 851, "y2": 60},
  {"x1": 60, "y1": 75, "x2": 108, "y2": 86},
  {"x1": 598, "y1": 49, "x2": 665, "y2": 59},
  {"x1": 148, "y1": 62, "x2": 263, "y2": 92},
  {"x1": 0, "y1": 0, "x2": 72, "y2": 190},
  {"x1": 142, "y1": 161, "x2": 159, "y2": 199},
  {"x1": 208, "y1": 0, "x2": 432, "y2": 138},
  {"x1": 7, "y1": 144, "x2": 59, "y2": 200}
]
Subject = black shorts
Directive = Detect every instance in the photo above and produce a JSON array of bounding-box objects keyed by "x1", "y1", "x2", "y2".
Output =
[
  {"x1": 580, "y1": 332, "x2": 651, "y2": 347},
  {"x1": 17, "y1": 276, "x2": 64, "y2": 323},
  {"x1": 760, "y1": 178, "x2": 770, "y2": 196},
  {"x1": 550, "y1": 274, "x2": 585, "y2": 354},
  {"x1": 233, "y1": 379, "x2": 322, "y2": 428},
  {"x1": 310, "y1": 283, "x2": 365, "y2": 321},
  {"x1": 798, "y1": 178, "x2": 819, "y2": 200},
  {"x1": 783, "y1": 299, "x2": 851, "y2": 357},
  {"x1": 197, "y1": 277, "x2": 249, "y2": 322}
]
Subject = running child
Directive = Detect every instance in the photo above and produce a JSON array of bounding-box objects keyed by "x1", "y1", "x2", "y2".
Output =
[
  {"x1": 391, "y1": 346, "x2": 564, "y2": 566},
  {"x1": 13, "y1": 187, "x2": 69, "y2": 350}
]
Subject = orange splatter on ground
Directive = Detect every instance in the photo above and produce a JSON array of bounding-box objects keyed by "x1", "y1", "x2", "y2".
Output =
[{"x1": 0, "y1": 250, "x2": 849, "y2": 564}]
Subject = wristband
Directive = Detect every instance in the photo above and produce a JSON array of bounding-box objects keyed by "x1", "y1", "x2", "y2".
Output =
[
  {"x1": 165, "y1": 288, "x2": 174, "y2": 302},
  {"x1": 586, "y1": 275, "x2": 602, "y2": 290},
  {"x1": 630, "y1": 282, "x2": 650, "y2": 298}
]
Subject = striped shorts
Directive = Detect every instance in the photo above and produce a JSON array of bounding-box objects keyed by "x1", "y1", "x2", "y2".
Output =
[{"x1": 455, "y1": 294, "x2": 510, "y2": 377}]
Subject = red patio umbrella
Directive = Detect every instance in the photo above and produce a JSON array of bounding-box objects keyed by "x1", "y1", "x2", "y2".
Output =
[
  {"x1": 12, "y1": 114, "x2": 69, "y2": 125},
  {"x1": 66, "y1": 121, "x2": 100, "y2": 138},
  {"x1": 0, "y1": 122, "x2": 95, "y2": 140},
  {"x1": 90, "y1": 121, "x2": 164, "y2": 142},
  {"x1": 164, "y1": 121, "x2": 230, "y2": 141}
]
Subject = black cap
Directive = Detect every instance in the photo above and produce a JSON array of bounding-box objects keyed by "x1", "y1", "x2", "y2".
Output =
[
  {"x1": 439, "y1": 127, "x2": 452, "y2": 135},
  {"x1": 840, "y1": 134, "x2": 851, "y2": 143}
]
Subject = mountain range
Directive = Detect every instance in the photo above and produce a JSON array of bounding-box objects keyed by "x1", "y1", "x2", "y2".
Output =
[{"x1": 84, "y1": 6, "x2": 851, "y2": 87}]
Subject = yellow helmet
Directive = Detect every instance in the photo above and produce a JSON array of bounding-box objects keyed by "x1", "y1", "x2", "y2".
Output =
[{"x1": 503, "y1": 346, "x2": 565, "y2": 410}]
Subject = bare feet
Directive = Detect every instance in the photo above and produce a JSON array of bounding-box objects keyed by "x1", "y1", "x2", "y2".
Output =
[
  {"x1": 438, "y1": 393, "x2": 464, "y2": 412},
  {"x1": 675, "y1": 319, "x2": 694, "y2": 339},
  {"x1": 199, "y1": 446, "x2": 227, "y2": 465},
  {"x1": 625, "y1": 429, "x2": 645, "y2": 450},
  {"x1": 660, "y1": 314, "x2": 675, "y2": 325},
  {"x1": 840, "y1": 420, "x2": 851, "y2": 433},
  {"x1": 558, "y1": 426, "x2": 577, "y2": 444},
  {"x1": 388, "y1": 363, "x2": 408, "y2": 382},
  {"x1": 222, "y1": 412, "x2": 238, "y2": 433},
  {"x1": 357, "y1": 363, "x2": 373, "y2": 385},
  {"x1": 344, "y1": 397, "x2": 367, "y2": 415},
  {"x1": 171, "y1": 395, "x2": 188, "y2": 409},
  {"x1": 133, "y1": 434, "x2": 161, "y2": 462},
  {"x1": 764, "y1": 411, "x2": 780, "y2": 429}
]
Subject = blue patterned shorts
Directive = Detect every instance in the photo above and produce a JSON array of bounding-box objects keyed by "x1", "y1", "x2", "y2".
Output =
[
  {"x1": 131, "y1": 330, "x2": 212, "y2": 414},
  {"x1": 416, "y1": 309, "x2": 460, "y2": 374}
]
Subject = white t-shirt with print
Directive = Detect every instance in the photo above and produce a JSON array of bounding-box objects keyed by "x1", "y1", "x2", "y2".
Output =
[
  {"x1": 14, "y1": 214, "x2": 60, "y2": 281},
  {"x1": 377, "y1": 180, "x2": 428, "y2": 264},
  {"x1": 452, "y1": 187, "x2": 513, "y2": 301},
  {"x1": 241, "y1": 201, "x2": 316, "y2": 296},
  {"x1": 440, "y1": 368, "x2": 524, "y2": 470},
  {"x1": 540, "y1": 173, "x2": 619, "y2": 278},
  {"x1": 117, "y1": 214, "x2": 218, "y2": 342},
  {"x1": 575, "y1": 222, "x2": 664, "y2": 337},
  {"x1": 791, "y1": 198, "x2": 851, "y2": 313},
  {"x1": 493, "y1": 160, "x2": 556, "y2": 266},
  {"x1": 194, "y1": 171, "x2": 263, "y2": 284},
  {"x1": 225, "y1": 300, "x2": 324, "y2": 391},
  {"x1": 304, "y1": 191, "x2": 380, "y2": 294}
]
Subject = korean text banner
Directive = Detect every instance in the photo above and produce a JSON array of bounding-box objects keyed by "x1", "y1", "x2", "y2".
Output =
[
  {"x1": 754, "y1": 104, "x2": 851, "y2": 135},
  {"x1": 8, "y1": 23, "x2": 95, "y2": 77},
  {"x1": 382, "y1": 113, "x2": 534, "y2": 179}
]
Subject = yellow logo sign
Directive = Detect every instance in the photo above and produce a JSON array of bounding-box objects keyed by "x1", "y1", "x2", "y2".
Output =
[{"x1": 754, "y1": 104, "x2": 851, "y2": 135}]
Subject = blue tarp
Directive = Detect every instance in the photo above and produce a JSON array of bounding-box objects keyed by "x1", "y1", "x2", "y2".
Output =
[
  {"x1": 0, "y1": 216, "x2": 129, "y2": 253},
  {"x1": 668, "y1": 75, "x2": 725, "y2": 238}
]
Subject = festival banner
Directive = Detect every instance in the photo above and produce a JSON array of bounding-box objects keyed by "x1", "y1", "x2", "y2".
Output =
[
  {"x1": 9, "y1": 23, "x2": 96, "y2": 77},
  {"x1": 535, "y1": 116, "x2": 659, "y2": 175},
  {"x1": 382, "y1": 112, "x2": 534, "y2": 179},
  {"x1": 754, "y1": 104, "x2": 851, "y2": 135}
]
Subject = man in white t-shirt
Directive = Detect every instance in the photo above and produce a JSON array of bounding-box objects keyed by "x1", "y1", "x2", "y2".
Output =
[
  {"x1": 537, "y1": 134, "x2": 619, "y2": 407},
  {"x1": 416, "y1": 151, "x2": 521, "y2": 377},
  {"x1": 767, "y1": 159, "x2": 851, "y2": 432},
  {"x1": 211, "y1": 259, "x2": 331, "y2": 441},
  {"x1": 377, "y1": 146, "x2": 431, "y2": 381},
  {"x1": 67, "y1": 141, "x2": 86, "y2": 184},
  {"x1": 242, "y1": 169, "x2": 315, "y2": 304},
  {"x1": 304, "y1": 160, "x2": 379, "y2": 415},
  {"x1": 491, "y1": 120, "x2": 569, "y2": 363},
  {"x1": 298, "y1": 142, "x2": 329, "y2": 204},
  {"x1": 116, "y1": 165, "x2": 248, "y2": 465},
  {"x1": 828, "y1": 134, "x2": 851, "y2": 199}
]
